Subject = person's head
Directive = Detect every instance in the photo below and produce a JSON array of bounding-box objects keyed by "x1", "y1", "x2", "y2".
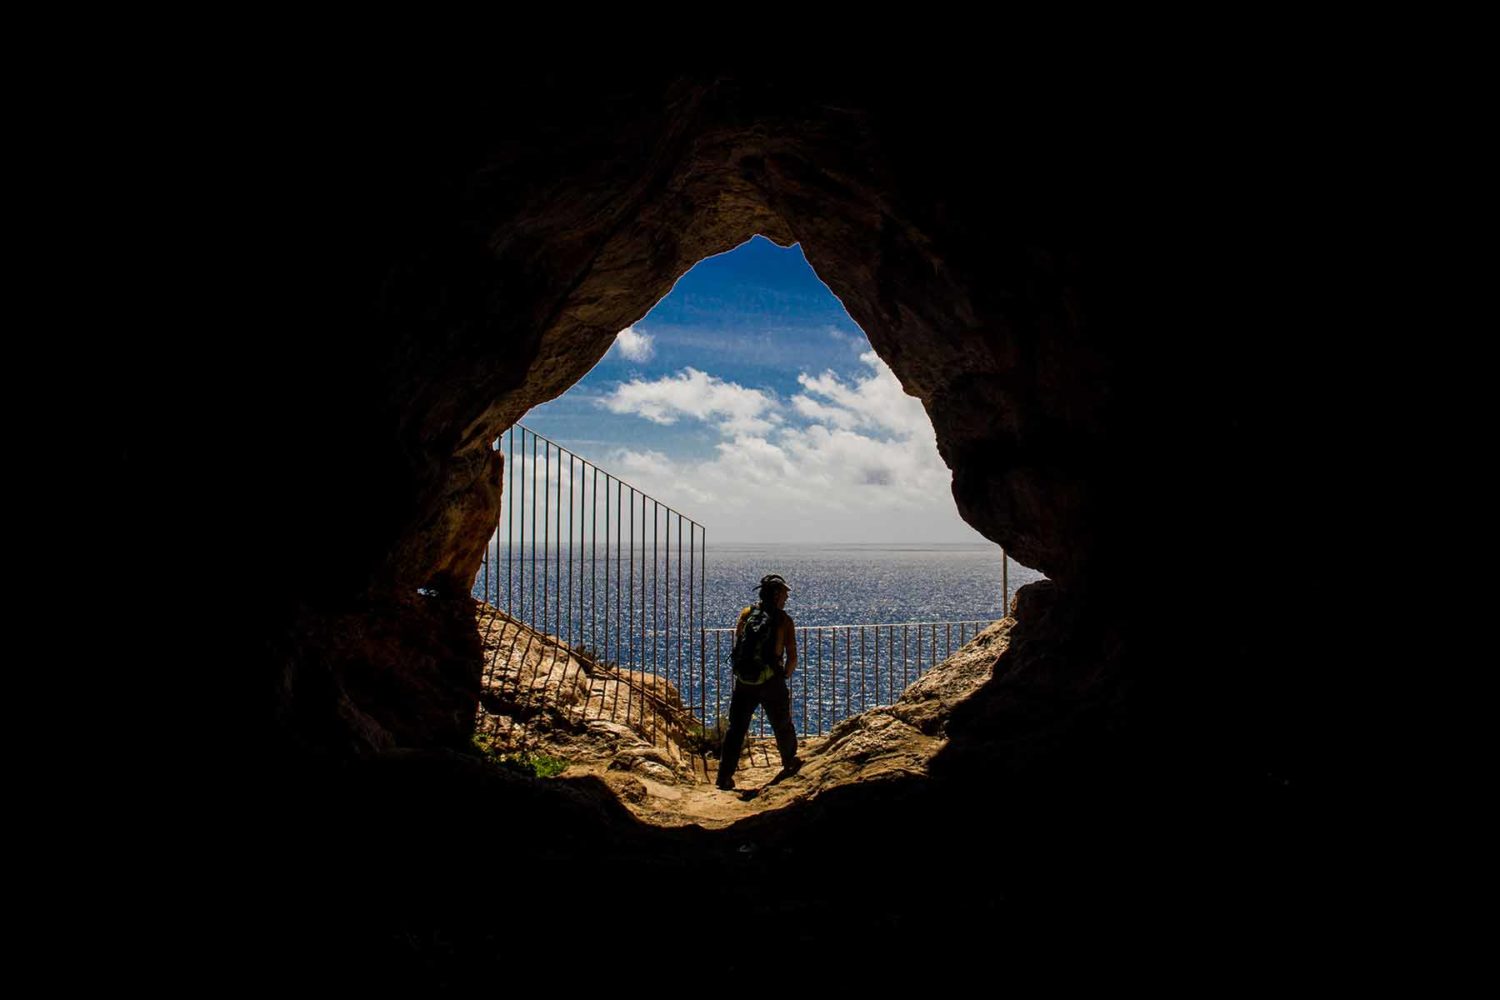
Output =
[{"x1": 757, "y1": 573, "x2": 791, "y2": 610}]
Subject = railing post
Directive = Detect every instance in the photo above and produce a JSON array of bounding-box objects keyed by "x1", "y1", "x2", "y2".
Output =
[
  {"x1": 507, "y1": 428, "x2": 514, "y2": 617},
  {"x1": 554, "y1": 443, "x2": 562, "y2": 658},
  {"x1": 851, "y1": 627, "x2": 859, "y2": 715},
  {"x1": 831, "y1": 629, "x2": 837, "y2": 733},
  {"x1": 676, "y1": 513, "x2": 683, "y2": 718},
  {"x1": 799, "y1": 626, "x2": 808, "y2": 735},
  {"x1": 648, "y1": 494, "x2": 655, "y2": 744},
  {"x1": 902, "y1": 624, "x2": 908, "y2": 693},
  {"x1": 1002, "y1": 547, "x2": 1009, "y2": 618},
  {"x1": 537, "y1": 431, "x2": 543, "y2": 632},
  {"x1": 567, "y1": 453, "x2": 573, "y2": 653},
  {"x1": 860, "y1": 626, "x2": 867, "y2": 714},
  {"x1": 701, "y1": 525, "x2": 707, "y2": 731},
  {"x1": 628, "y1": 487, "x2": 635, "y2": 726},
  {"x1": 663, "y1": 506, "x2": 670, "y2": 705},
  {"x1": 817, "y1": 627, "x2": 824, "y2": 736},
  {"x1": 591, "y1": 467, "x2": 598, "y2": 668}
]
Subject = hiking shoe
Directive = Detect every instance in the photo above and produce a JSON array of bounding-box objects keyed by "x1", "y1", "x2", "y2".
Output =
[
  {"x1": 715, "y1": 776, "x2": 736, "y2": 791},
  {"x1": 780, "y1": 757, "x2": 803, "y2": 777}
]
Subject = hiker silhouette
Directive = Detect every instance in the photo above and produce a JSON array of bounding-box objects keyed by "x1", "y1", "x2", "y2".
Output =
[{"x1": 716, "y1": 573, "x2": 802, "y2": 790}]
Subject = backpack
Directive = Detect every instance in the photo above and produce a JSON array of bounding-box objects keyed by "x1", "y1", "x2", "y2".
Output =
[{"x1": 730, "y1": 603, "x2": 779, "y2": 684}]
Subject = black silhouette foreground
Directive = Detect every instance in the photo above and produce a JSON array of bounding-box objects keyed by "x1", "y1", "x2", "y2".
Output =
[{"x1": 716, "y1": 573, "x2": 803, "y2": 790}]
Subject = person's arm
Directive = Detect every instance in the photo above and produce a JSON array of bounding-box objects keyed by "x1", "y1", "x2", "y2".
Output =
[{"x1": 784, "y1": 616, "x2": 798, "y2": 678}]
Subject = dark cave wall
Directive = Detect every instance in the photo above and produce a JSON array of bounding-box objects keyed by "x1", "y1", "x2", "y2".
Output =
[{"x1": 213, "y1": 65, "x2": 1295, "y2": 770}]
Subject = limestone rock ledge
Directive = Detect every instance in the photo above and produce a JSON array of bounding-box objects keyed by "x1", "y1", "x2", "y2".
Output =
[
  {"x1": 472, "y1": 600, "x2": 702, "y2": 783},
  {"x1": 748, "y1": 615, "x2": 1014, "y2": 811}
]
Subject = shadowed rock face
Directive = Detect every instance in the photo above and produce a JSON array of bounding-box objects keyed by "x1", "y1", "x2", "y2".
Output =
[{"x1": 229, "y1": 68, "x2": 1250, "y2": 756}]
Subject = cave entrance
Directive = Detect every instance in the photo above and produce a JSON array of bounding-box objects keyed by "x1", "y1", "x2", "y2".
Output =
[{"x1": 469, "y1": 236, "x2": 1041, "y2": 798}]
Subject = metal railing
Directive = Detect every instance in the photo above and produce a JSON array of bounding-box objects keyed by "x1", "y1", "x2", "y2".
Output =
[{"x1": 474, "y1": 424, "x2": 707, "y2": 747}]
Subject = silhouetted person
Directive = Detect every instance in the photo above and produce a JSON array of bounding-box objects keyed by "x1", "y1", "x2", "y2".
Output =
[{"x1": 716, "y1": 573, "x2": 801, "y2": 790}]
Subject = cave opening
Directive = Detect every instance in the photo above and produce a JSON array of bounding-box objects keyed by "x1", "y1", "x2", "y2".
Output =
[{"x1": 465, "y1": 233, "x2": 1045, "y2": 821}]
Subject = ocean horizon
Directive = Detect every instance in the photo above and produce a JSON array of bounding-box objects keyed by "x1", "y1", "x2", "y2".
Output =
[{"x1": 476, "y1": 540, "x2": 1045, "y2": 633}]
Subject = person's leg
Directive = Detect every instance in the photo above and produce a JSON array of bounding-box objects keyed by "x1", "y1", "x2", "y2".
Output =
[
  {"x1": 716, "y1": 681, "x2": 757, "y2": 787},
  {"x1": 762, "y1": 675, "x2": 800, "y2": 771}
]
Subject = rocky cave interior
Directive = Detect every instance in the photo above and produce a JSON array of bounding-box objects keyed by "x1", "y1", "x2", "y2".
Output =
[{"x1": 127, "y1": 63, "x2": 1324, "y2": 982}]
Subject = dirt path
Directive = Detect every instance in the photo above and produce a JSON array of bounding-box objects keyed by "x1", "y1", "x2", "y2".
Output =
[{"x1": 562, "y1": 736, "x2": 835, "y2": 829}]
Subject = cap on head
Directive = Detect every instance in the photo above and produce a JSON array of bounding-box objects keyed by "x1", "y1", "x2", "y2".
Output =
[{"x1": 757, "y1": 573, "x2": 790, "y2": 595}]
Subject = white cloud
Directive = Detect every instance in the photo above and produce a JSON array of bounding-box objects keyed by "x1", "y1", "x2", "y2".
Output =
[
  {"x1": 792, "y1": 351, "x2": 931, "y2": 439},
  {"x1": 611, "y1": 447, "x2": 676, "y2": 480},
  {"x1": 543, "y1": 352, "x2": 982, "y2": 542},
  {"x1": 790, "y1": 394, "x2": 857, "y2": 429},
  {"x1": 612, "y1": 325, "x2": 655, "y2": 362},
  {"x1": 609, "y1": 448, "x2": 716, "y2": 505},
  {"x1": 585, "y1": 422, "x2": 963, "y2": 542},
  {"x1": 598, "y1": 368, "x2": 781, "y2": 436},
  {"x1": 574, "y1": 352, "x2": 973, "y2": 541}
]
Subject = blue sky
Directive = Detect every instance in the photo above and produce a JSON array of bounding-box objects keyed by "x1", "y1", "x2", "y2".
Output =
[{"x1": 518, "y1": 235, "x2": 989, "y2": 544}]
